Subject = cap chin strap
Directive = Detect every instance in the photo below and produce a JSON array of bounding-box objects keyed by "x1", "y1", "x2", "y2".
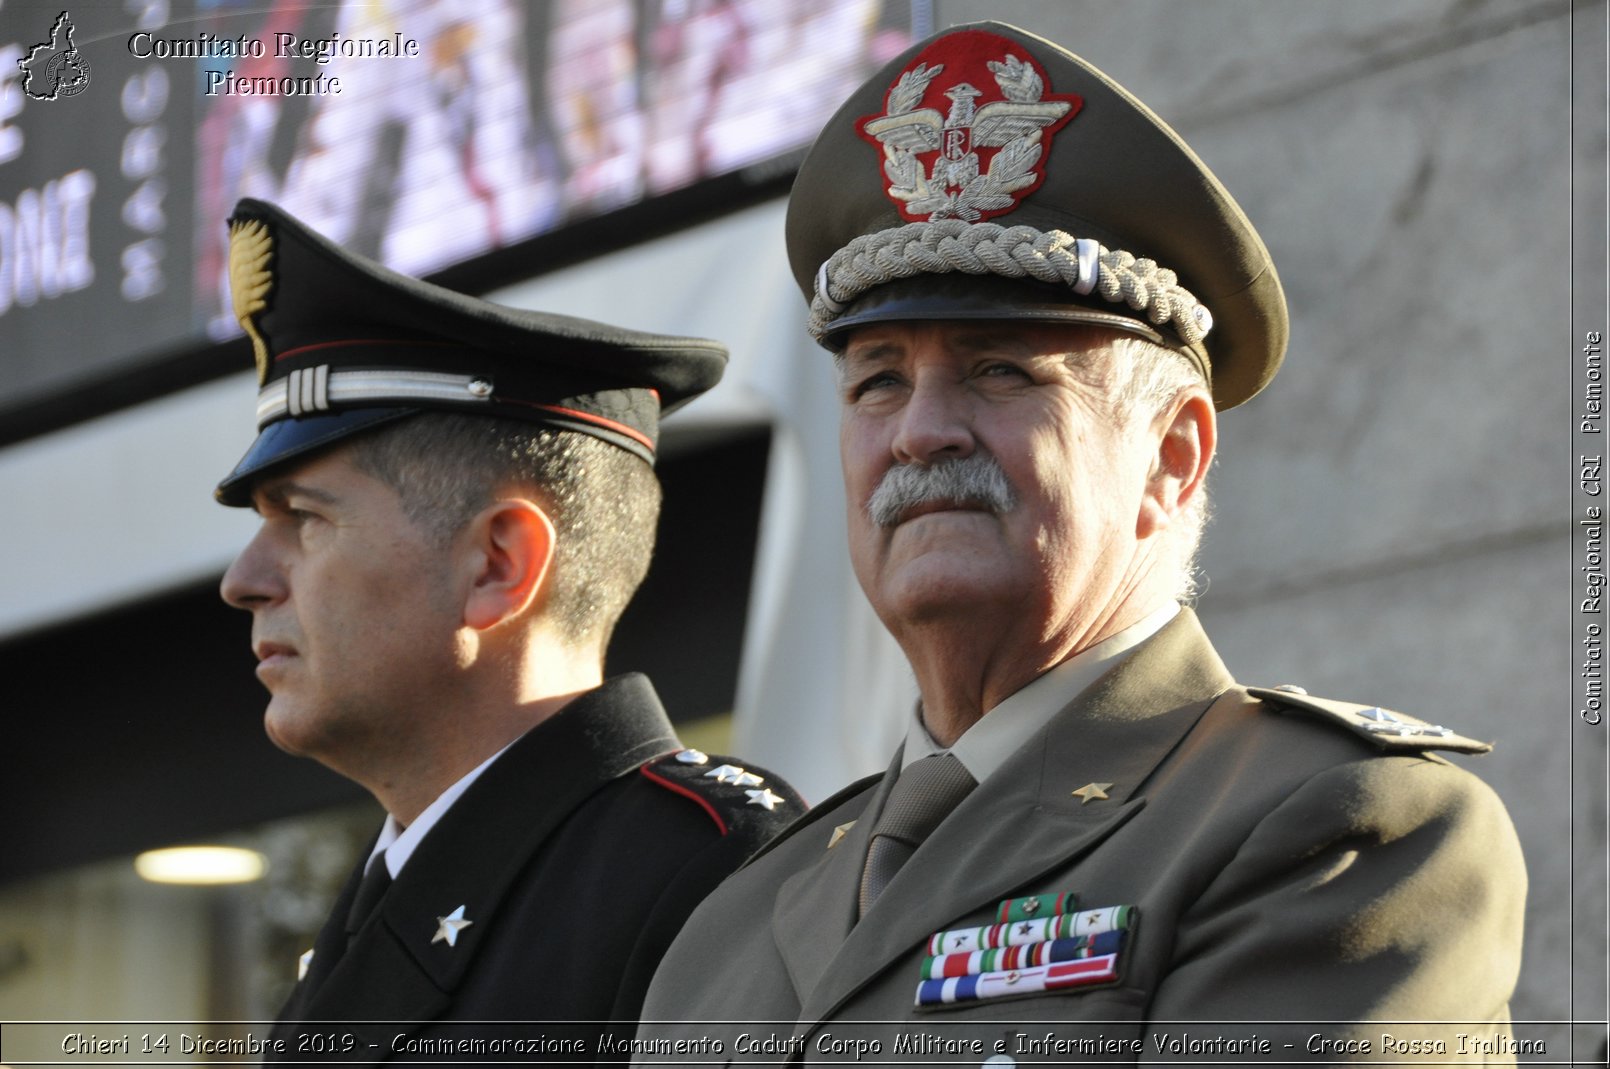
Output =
[
  {"x1": 809, "y1": 219, "x2": 1213, "y2": 346},
  {"x1": 256, "y1": 367, "x2": 493, "y2": 427}
]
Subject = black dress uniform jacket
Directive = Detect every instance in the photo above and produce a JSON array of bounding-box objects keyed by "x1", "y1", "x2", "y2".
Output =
[
  {"x1": 635, "y1": 612, "x2": 1526, "y2": 1065},
  {"x1": 268, "y1": 673, "x2": 802, "y2": 1064}
]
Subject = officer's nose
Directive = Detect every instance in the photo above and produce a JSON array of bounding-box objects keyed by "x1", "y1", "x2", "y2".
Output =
[{"x1": 220, "y1": 524, "x2": 285, "y2": 611}]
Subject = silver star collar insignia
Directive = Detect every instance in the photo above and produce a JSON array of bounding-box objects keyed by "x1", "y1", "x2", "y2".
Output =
[{"x1": 432, "y1": 905, "x2": 473, "y2": 947}]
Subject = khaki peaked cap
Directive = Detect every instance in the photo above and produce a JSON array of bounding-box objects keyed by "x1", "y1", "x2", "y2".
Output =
[{"x1": 787, "y1": 21, "x2": 1287, "y2": 408}]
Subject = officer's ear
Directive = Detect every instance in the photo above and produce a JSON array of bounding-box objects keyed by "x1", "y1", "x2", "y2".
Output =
[
  {"x1": 461, "y1": 498, "x2": 556, "y2": 631},
  {"x1": 1137, "y1": 387, "x2": 1215, "y2": 541}
]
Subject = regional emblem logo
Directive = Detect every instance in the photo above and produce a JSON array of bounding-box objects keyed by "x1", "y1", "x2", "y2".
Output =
[
  {"x1": 18, "y1": 12, "x2": 91, "y2": 101},
  {"x1": 857, "y1": 30, "x2": 1082, "y2": 223}
]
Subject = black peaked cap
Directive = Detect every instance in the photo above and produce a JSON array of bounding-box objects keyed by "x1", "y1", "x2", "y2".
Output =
[{"x1": 215, "y1": 198, "x2": 728, "y2": 505}]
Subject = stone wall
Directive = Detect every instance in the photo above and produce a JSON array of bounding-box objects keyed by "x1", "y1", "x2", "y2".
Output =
[{"x1": 931, "y1": 0, "x2": 1587, "y2": 1028}]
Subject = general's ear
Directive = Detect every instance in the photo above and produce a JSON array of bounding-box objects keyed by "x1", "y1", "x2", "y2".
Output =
[
  {"x1": 461, "y1": 499, "x2": 556, "y2": 632},
  {"x1": 1137, "y1": 389, "x2": 1216, "y2": 541}
]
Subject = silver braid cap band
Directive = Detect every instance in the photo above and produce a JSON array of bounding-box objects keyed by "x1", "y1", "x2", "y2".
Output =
[{"x1": 807, "y1": 219, "x2": 1214, "y2": 346}]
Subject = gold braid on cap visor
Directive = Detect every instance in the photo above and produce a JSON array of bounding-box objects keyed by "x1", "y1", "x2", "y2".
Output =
[{"x1": 809, "y1": 219, "x2": 1214, "y2": 347}]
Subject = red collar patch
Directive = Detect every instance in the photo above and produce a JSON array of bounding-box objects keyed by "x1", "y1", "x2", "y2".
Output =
[{"x1": 857, "y1": 29, "x2": 1083, "y2": 224}]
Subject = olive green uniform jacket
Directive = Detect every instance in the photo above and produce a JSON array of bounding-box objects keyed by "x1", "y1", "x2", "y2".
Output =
[{"x1": 634, "y1": 612, "x2": 1525, "y2": 1065}]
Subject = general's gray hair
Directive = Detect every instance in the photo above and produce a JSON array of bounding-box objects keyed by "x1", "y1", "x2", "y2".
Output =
[
  {"x1": 345, "y1": 413, "x2": 661, "y2": 650},
  {"x1": 1104, "y1": 332, "x2": 1213, "y2": 603}
]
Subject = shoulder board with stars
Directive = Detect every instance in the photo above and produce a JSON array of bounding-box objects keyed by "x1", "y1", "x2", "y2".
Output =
[
  {"x1": 639, "y1": 749, "x2": 806, "y2": 836},
  {"x1": 1246, "y1": 686, "x2": 1492, "y2": 755},
  {"x1": 734, "y1": 770, "x2": 886, "y2": 870}
]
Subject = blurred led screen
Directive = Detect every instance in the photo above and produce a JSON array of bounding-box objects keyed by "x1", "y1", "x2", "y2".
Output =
[{"x1": 0, "y1": 0, "x2": 915, "y2": 412}]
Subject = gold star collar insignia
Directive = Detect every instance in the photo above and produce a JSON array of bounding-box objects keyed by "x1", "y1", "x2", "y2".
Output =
[
  {"x1": 827, "y1": 821, "x2": 856, "y2": 849},
  {"x1": 1071, "y1": 782, "x2": 1114, "y2": 805}
]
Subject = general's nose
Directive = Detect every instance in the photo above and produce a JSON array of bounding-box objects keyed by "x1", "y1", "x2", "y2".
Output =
[{"x1": 891, "y1": 374, "x2": 976, "y2": 466}]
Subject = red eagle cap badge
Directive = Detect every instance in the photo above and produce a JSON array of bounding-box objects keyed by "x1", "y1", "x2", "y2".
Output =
[{"x1": 857, "y1": 29, "x2": 1083, "y2": 224}]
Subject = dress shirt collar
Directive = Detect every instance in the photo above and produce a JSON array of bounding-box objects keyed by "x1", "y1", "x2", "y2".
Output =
[
  {"x1": 366, "y1": 738, "x2": 516, "y2": 879},
  {"x1": 901, "y1": 602, "x2": 1181, "y2": 783}
]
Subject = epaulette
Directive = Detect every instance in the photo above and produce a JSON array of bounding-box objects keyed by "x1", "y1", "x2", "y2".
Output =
[
  {"x1": 1247, "y1": 686, "x2": 1492, "y2": 755},
  {"x1": 639, "y1": 748, "x2": 807, "y2": 837}
]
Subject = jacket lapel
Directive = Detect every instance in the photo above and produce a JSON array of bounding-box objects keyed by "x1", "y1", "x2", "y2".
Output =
[
  {"x1": 268, "y1": 853, "x2": 368, "y2": 1042},
  {"x1": 772, "y1": 763, "x2": 896, "y2": 999},
  {"x1": 301, "y1": 931, "x2": 454, "y2": 1051},
  {"x1": 293, "y1": 674, "x2": 680, "y2": 1034},
  {"x1": 794, "y1": 610, "x2": 1233, "y2": 1022}
]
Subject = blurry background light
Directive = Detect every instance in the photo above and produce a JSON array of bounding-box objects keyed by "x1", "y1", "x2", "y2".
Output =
[{"x1": 134, "y1": 847, "x2": 268, "y2": 885}]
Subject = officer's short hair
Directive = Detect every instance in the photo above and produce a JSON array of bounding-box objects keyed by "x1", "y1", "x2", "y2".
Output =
[{"x1": 346, "y1": 413, "x2": 661, "y2": 649}]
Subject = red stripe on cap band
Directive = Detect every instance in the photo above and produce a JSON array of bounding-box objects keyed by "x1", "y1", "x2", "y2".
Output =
[
  {"x1": 276, "y1": 337, "x2": 465, "y2": 362},
  {"x1": 505, "y1": 400, "x2": 656, "y2": 453}
]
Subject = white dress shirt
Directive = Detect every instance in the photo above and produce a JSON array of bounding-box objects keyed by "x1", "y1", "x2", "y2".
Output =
[{"x1": 364, "y1": 739, "x2": 516, "y2": 878}]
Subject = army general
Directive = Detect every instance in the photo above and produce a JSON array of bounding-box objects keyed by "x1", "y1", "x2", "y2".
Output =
[{"x1": 634, "y1": 21, "x2": 1525, "y2": 1064}]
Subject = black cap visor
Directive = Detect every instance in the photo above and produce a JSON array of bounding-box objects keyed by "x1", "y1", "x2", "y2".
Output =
[{"x1": 214, "y1": 407, "x2": 419, "y2": 507}]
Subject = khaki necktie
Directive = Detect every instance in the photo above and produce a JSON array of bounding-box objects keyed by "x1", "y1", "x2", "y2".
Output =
[{"x1": 858, "y1": 753, "x2": 976, "y2": 919}]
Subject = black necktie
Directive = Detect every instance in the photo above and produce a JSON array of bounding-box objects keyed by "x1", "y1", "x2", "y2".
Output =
[
  {"x1": 858, "y1": 753, "x2": 976, "y2": 918},
  {"x1": 297, "y1": 855, "x2": 392, "y2": 1000},
  {"x1": 344, "y1": 856, "x2": 392, "y2": 946}
]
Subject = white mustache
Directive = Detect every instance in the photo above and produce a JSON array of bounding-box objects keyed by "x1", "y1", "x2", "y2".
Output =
[{"x1": 867, "y1": 454, "x2": 1017, "y2": 528}]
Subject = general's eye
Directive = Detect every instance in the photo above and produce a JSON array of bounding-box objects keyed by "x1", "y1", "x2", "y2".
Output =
[
  {"x1": 979, "y1": 361, "x2": 1030, "y2": 380},
  {"x1": 849, "y1": 371, "x2": 902, "y2": 399}
]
